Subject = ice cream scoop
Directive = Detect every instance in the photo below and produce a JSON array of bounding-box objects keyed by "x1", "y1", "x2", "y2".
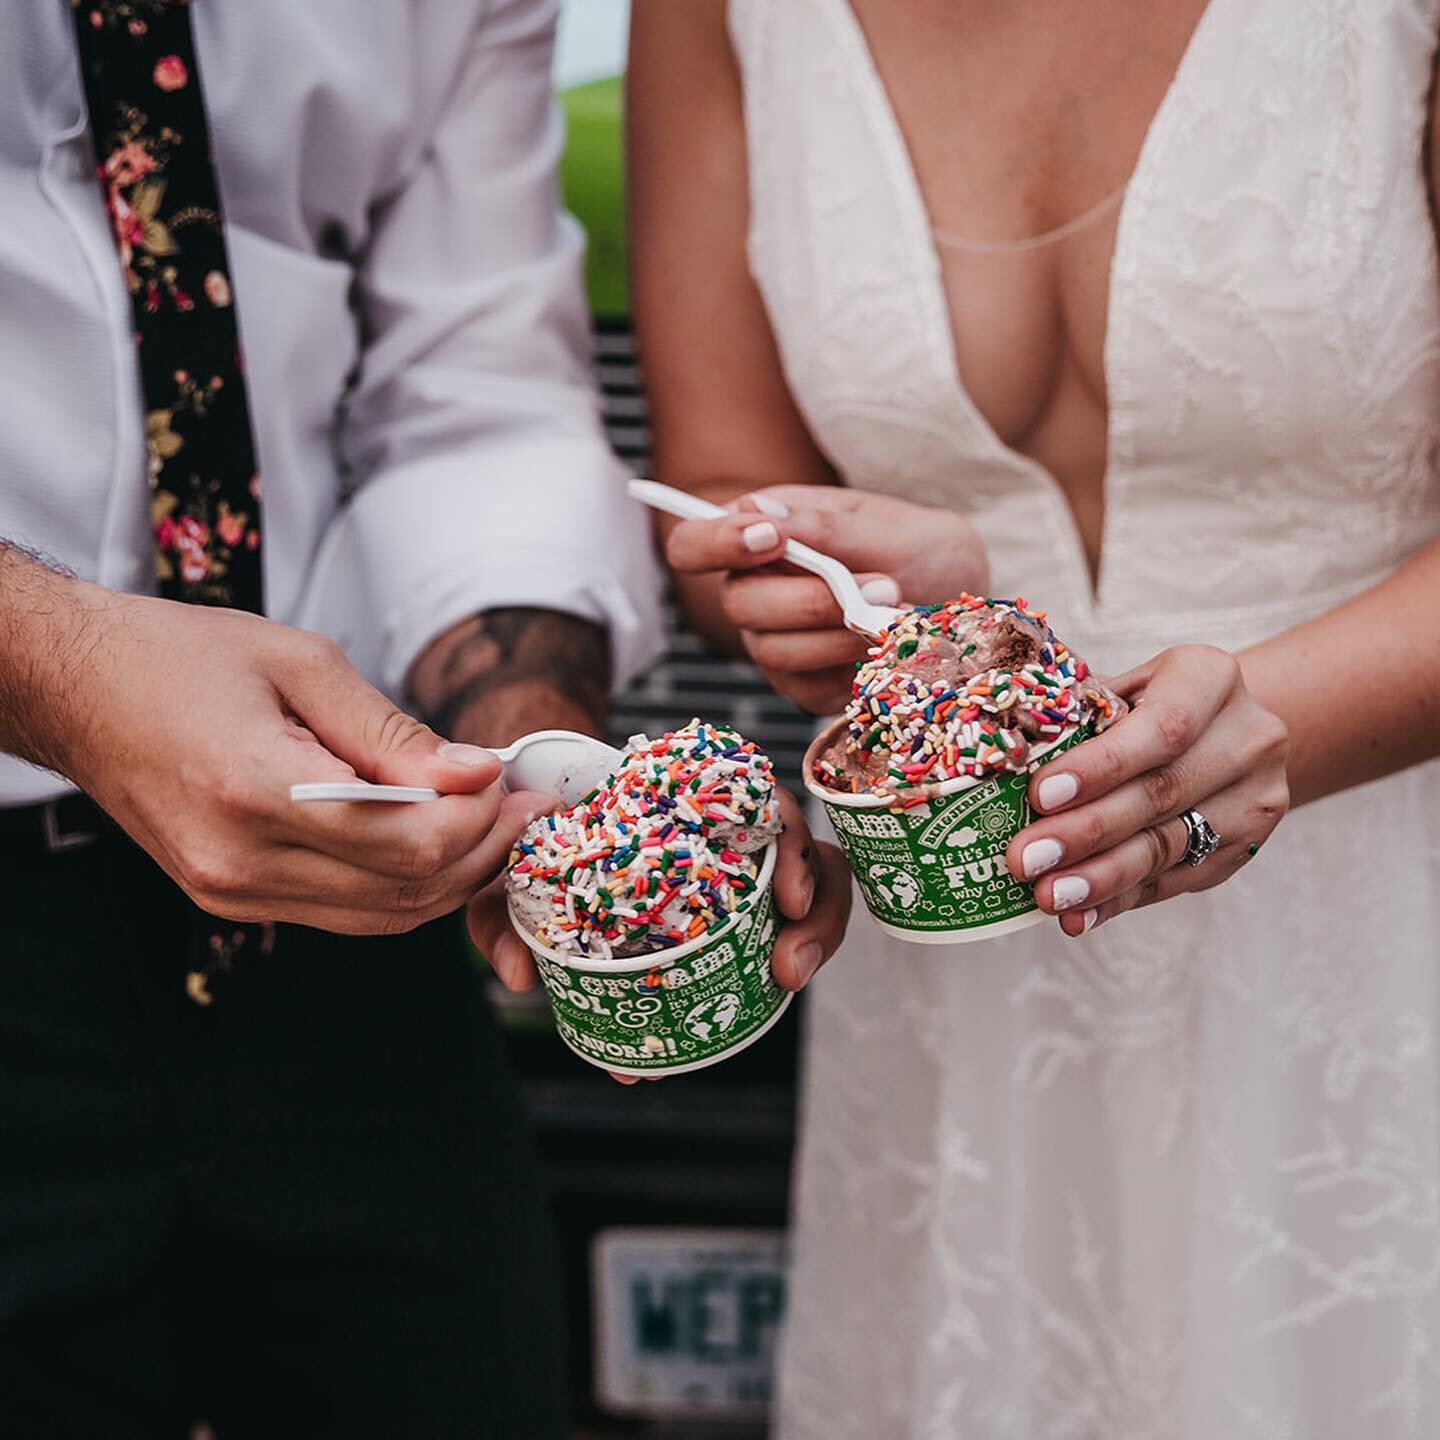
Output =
[
  {"x1": 813, "y1": 595, "x2": 1123, "y2": 800},
  {"x1": 507, "y1": 718, "x2": 781, "y2": 960}
]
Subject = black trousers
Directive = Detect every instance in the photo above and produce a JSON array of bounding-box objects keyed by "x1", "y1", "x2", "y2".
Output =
[{"x1": 0, "y1": 832, "x2": 566, "y2": 1439}]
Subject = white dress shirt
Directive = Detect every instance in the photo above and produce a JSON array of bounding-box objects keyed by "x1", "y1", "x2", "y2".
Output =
[{"x1": 0, "y1": 0, "x2": 661, "y2": 807}]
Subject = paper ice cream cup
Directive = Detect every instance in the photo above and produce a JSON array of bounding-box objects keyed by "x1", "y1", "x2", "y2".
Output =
[
  {"x1": 804, "y1": 720, "x2": 1093, "y2": 944},
  {"x1": 507, "y1": 844, "x2": 788, "y2": 1076}
]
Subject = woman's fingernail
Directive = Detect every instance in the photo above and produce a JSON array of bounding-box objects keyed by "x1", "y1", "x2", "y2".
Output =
[
  {"x1": 750, "y1": 493, "x2": 790, "y2": 519},
  {"x1": 1037, "y1": 772, "x2": 1079, "y2": 811},
  {"x1": 1022, "y1": 837, "x2": 1063, "y2": 879},
  {"x1": 791, "y1": 941, "x2": 823, "y2": 987},
  {"x1": 1081, "y1": 907, "x2": 1099, "y2": 933},
  {"x1": 439, "y1": 742, "x2": 497, "y2": 768},
  {"x1": 860, "y1": 576, "x2": 901, "y2": 604},
  {"x1": 1052, "y1": 875, "x2": 1090, "y2": 911},
  {"x1": 743, "y1": 521, "x2": 779, "y2": 552}
]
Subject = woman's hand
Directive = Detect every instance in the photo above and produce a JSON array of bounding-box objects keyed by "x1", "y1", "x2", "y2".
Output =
[
  {"x1": 1006, "y1": 645, "x2": 1290, "y2": 935},
  {"x1": 664, "y1": 485, "x2": 989, "y2": 715},
  {"x1": 468, "y1": 787, "x2": 853, "y2": 1000}
]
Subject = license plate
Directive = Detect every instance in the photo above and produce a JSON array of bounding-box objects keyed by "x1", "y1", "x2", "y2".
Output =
[{"x1": 591, "y1": 1227, "x2": 788, "y2": 1418}]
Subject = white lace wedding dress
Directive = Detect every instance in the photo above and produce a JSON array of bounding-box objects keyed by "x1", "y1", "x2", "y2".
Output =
[{"x1": 726, "y1": 1, "x2": 1440, "y2": 1434}]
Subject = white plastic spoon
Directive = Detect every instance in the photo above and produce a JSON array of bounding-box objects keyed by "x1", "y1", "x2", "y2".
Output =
[
  {"x1": 627, "y1": 477, "x2": 905, "y2": 638},
  {"x1": 289, "y1": 729, "x2": 623, "y2": 807}
]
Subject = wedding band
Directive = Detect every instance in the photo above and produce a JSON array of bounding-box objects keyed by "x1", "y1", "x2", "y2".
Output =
[{"x1": 1179, "y1": 807, "x2": 1222, "y2": 867}]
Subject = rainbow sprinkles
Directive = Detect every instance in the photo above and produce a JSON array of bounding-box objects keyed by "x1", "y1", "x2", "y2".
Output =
[
  {"x1": 813, "y1": 595, "x2": 1122, "y2": 802},
  {"x1": 507, "y1": 719, "x2": 781, "y2": 960}
]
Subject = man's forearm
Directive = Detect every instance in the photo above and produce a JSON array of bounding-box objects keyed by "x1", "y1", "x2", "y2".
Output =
[
  {"x1": 1240, "y1": 536, "x2": 1440, "y2": 808},
  {"x1": 0, "y1": 542, "x2": 107, "y2": 779},
  {"x1": 407, "y1": 606, "x2": 613, "y2": 749}
]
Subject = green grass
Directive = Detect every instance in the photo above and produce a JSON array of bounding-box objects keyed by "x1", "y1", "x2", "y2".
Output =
[{"x1": 560, "y1": 76, "x2": 628, "y2": 318}]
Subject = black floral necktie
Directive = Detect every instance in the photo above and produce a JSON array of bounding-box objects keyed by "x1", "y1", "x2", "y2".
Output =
[
  {"x1": 72, "y1": 0, "x2": 264, "y2": 613},
  {"x1": 73, "y1": 0, "x2": 272, "y2": 1000}
]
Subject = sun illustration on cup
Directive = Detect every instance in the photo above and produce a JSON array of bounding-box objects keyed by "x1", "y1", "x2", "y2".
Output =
[
  {"x1": 868, "y1": 863, "x2": 922, "y2": 911},
  {"x1": 684, "y1": 992, "x2": 743, "y2": 1042}
]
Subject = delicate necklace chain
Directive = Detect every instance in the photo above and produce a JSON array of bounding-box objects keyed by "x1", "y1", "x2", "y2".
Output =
[{"x1": 931, "y1": 181, "x2": 1128, "y2": 255}]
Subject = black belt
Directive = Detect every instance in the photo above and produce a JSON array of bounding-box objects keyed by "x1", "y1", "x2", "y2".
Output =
[{"x1": 0, "y1": 793, "x2": 120, "y2": 860}]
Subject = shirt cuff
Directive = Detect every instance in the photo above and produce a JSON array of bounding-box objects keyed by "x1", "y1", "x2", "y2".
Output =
[{"x1": 297, "y1": 437, "x2": 665, "y2": 702}]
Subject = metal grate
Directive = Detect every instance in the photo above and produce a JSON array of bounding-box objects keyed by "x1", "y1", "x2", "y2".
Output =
[{"x1": 596, "y1": 319, "x2": 815, "y2": 796}]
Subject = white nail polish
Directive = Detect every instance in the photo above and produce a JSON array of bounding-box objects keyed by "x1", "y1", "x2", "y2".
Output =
[
  {"x1": 742, "y1": 521, "x2": 779, "y2": 552},
  {"x1": 1022, "y1": 837, "x2": 1063, "y2": 879},
  {"x1": 860, "y1": 576, "x2": 902, "y2": 605},
  {"x1": 1081, "y1": 908, "x2": 1099, "y2": 933},
  {"x1": 750, "y1": 494, "x2": 790, "y2": 519},
  {"x1": 1051, "y1": 875, "x2": 1090, "y2": 911},
  {"x1": 1037, "y1": 772, "x2": 1079, "y2": 811}
]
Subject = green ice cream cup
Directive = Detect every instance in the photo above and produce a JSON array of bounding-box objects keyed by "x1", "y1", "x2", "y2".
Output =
[
  {"x1": 804, "y1": 718, "x2": 1093, "y2": 944},
  {"x1": 508, "y1": 843, "x2": 789, "y2": 1076}
]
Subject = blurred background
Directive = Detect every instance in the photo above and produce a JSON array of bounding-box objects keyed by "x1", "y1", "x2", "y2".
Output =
[{"x1": 485, "y1": 6, "x2": 815, "y2": 1436}]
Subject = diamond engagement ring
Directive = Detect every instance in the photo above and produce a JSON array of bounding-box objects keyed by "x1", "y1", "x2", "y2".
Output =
[{"x1": 1179, "y1": 807, "x2": 1222, "y2": 867}]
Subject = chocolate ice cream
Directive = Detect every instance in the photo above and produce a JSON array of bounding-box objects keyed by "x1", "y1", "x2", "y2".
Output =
[{"x1": 813, "y1": 596, "x2": 1122, "y2": 800}]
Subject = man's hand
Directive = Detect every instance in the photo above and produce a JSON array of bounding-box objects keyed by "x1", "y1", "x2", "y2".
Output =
[{"x1": 0, "y1": 552, "x2": 538, "y2": 934}]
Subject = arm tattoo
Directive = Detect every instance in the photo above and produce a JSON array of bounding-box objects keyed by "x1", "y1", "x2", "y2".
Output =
[{"x1": 412, "y1": 607, "x2": 613, "y2": 739}]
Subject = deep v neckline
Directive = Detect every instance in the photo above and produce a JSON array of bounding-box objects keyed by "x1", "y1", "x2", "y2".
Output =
[{"x1": 827, "y1": 0, "x2": 1224, "y2": 615}]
